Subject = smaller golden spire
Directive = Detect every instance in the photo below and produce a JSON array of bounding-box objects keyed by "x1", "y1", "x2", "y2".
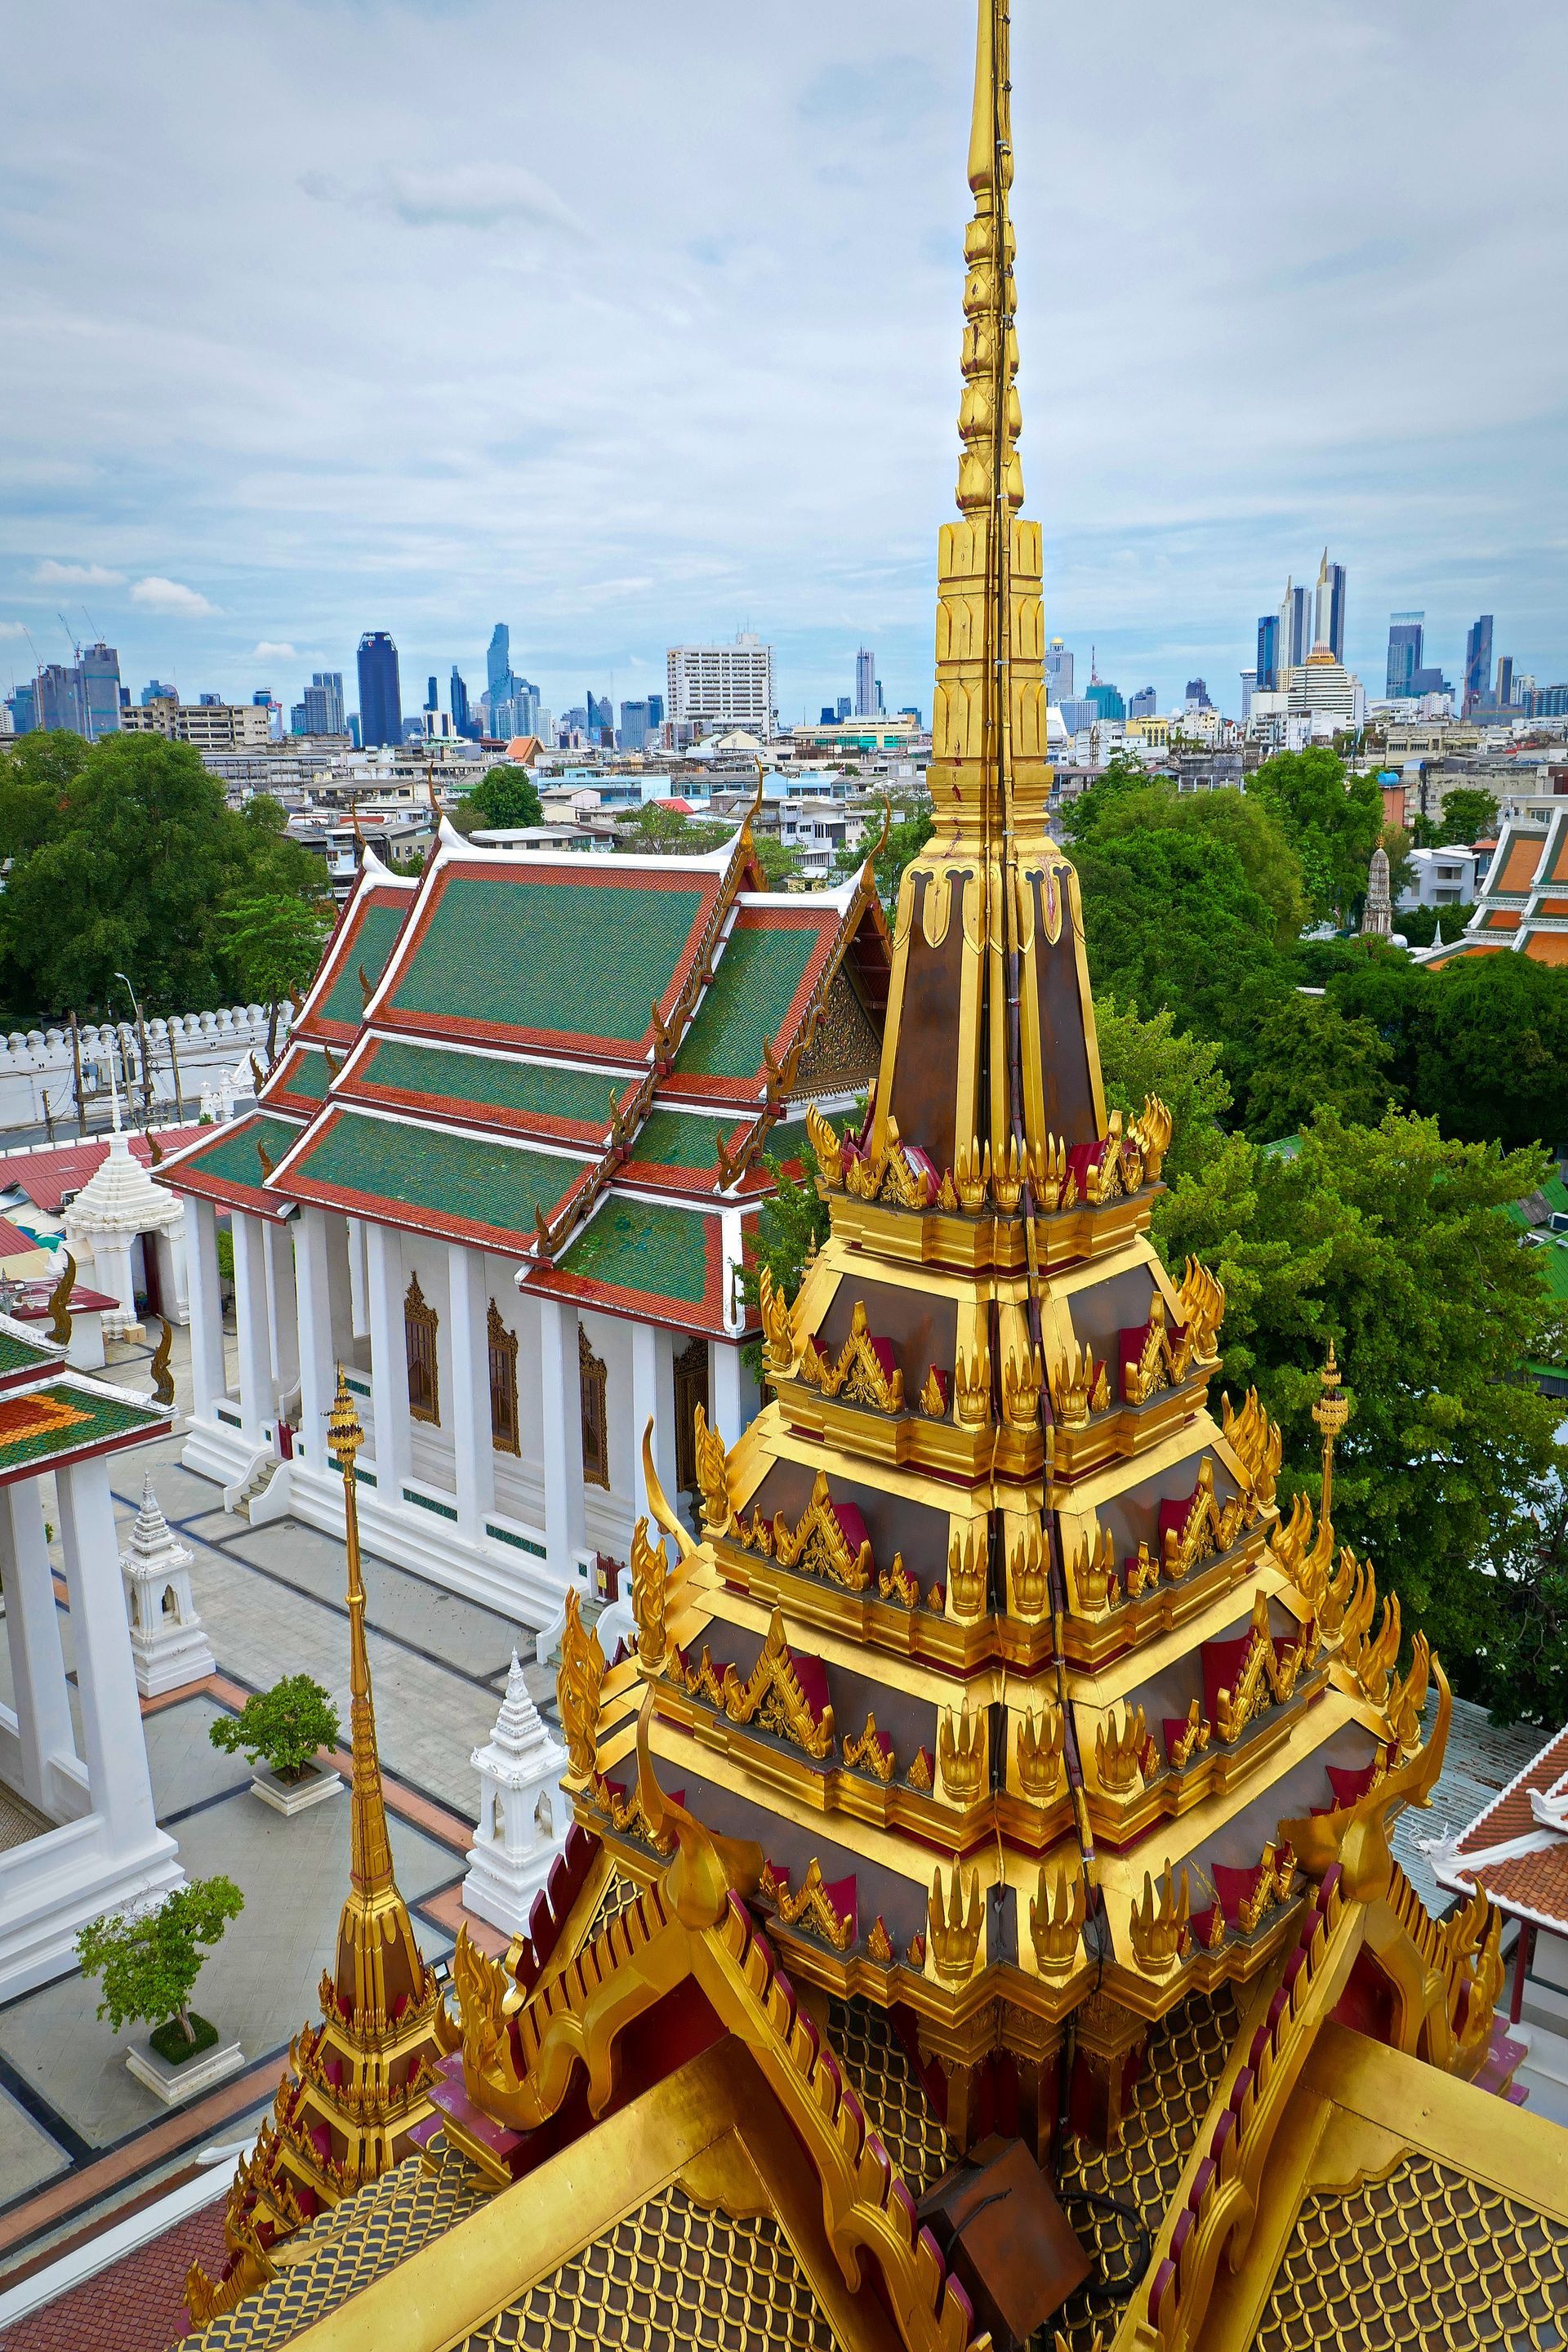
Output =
[
  {"x1": 328, "y1": 1371, "x2": 395, "y2": 1896},
  {"x1": 1312, "y1": 1340, "x2": 1350, "y2": 1533}
]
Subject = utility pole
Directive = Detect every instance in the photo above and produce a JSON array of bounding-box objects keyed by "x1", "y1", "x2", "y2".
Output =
[
  {"x1": 167, "y1": 1022, "x2": 186, "y2": 1122},
  {"x1": 69, "y1": 1012, "x2": 86, "y2": 1138}
]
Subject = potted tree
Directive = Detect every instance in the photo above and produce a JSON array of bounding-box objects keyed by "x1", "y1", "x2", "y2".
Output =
[
  {"x1": 210, "y1": 1674, "x2": 344, "y2": 1815},
  {"x1": 77, "y1": 1876, "x2": 247, "y2": 2106}
]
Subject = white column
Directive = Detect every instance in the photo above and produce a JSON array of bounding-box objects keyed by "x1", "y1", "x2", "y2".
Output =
[
  {"x1": 448, "y1": 1244, "x2": 493, "y2": 1542},
  {"x1": 264, "y1": 1220, "x2": 299, "y2": 1395},
  {"x1": 293, "y1": 1208, "x2": 338, "y2": 1465},
  {"x1": 230, "y1": 1210, "x2": 274, "y2": 1440},
  {"x1": 710, "y1": 1339, "x2": 760, "y2": 1445},
  {"x1": 183, "y1": 1199, "x2": 227, "y2": 1423},
  {"x1": 348, "y1": 1216, "x2": 371, "y2": 1341},
  {"x1": 365, "y1": 1218, "x2": 410, "y2": 1494},
  {"x1": 630, "y1": 1320, "x2": 677, "y2": 1515},
  {"x1": 156, "y1": 1221, "x2": 189, "y2": 1325},
  {"x1": 0, "y1": 1480, "x2": 77, "y2": 1817},
  {"x1": 538, "y1": 1296, "x2": 586, "y2": 1579},
  {"x1": 56, "y1": 1457, "x2": 161, "y2": 1850}
]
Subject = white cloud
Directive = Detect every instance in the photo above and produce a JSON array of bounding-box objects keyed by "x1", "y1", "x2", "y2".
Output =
[
  {"x1": 33, "y1": 559, "x2": 122, "y2": 588},
  {"x1": 252, "y1": 639, "x2": 296, "y2": 661},
  {"x1": 301, "y1": 162, "x2": 584, "y2": 240},
  {"x1": 0, "y1": 621, "x2": 29, "y2": 639},
  {"x1": 130, "y1": 575, "x2": 217, "y2": 617}
]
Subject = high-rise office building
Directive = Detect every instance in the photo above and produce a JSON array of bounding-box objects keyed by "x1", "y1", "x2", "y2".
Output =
[
  {"x1": 1255, "y1": 614, "x2": 1280, "y2": 693},
  {"x1": 1045, "y1": 639, "x2": 1074, "y2": 703},
  {"x1": 1129, "y1": 686, "x2": 1157, "y2": 719},
  {"x1": 648, "y1": 694, "x2": 664, "y2": 731},
  {"x1": 1278, "y1": 577, "x2": 1312, "y2": 674},
  {"x1": 666, "y1": 634, "x2": 774, "y2": 738},
  {"x1": 78, "y1": 641, "x2": 122, "y2": 738},
  {"x1": 586, "y1": 690, "x2": 614, "y2": 744},
  {"x1": 1239, "y1": 670, "x2": 1257, "y2": 721},
  {"x1": 619, "y1": 698, "x2": 657, "y2": 752},
  {"x1": 1463, "y1": 615, "x2": 1494, "y2": 715},
  {"x1": 835, "y1": 696, "x2": 851, "y2": 722},
  {"x1": 1185, "y1": 678, "x2": 1213, "y2": 710},
  {"x1": 425, "y1": 675, "x2": 439, "y2": 714},
  {"x1": 302, "y1": 670, "x2": 345, "y2": 737},
  {"x1": 6, "y1": 684, "x2": 38, "y2": 736},
  {"x1": 140, "y1": 678, "x2": 176, "y2": 706},
  {"x1": 1386, "y1": 613, "x2": 1424, "y2": 699},
  {"x1": 451, "y1": 667, "x2": 472, "y2": 738},
  {"x1": 486, "y1": 624, "x2": 511, "y2": 706},
  {"x1": 854, "y1": 647, "x2": 875, "y2": 718},
  {"x1": 1085, "y1": 679, "x2": 1125, "y2": 724},
  {"x1": 1494, "y1": 655, "x2": 1514, "y2": 709},
  {"x1": 1313, "y1": 550, "x2": 1346, "y2": 661},
  {"x1": 35, "y1": 662, "x2": 85, "y2": 734},
  {"x1": 357, "y1": 630, "x2": 403, "y2": 747},
  {"x1": 290, "y1": 702, "x2": 309, "y2": 737}
]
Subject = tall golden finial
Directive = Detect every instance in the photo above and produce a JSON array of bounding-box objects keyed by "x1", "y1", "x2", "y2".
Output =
[
  {"x1": 1312, "y1": 1340, "x2": 1350, "y2": 1533},
  {"x1": 958, "y1": 0, "x2": 1021, "y2": 523},
  {"x1": 327, "y1": 1370, "x2": 395, "y2": 1897}
]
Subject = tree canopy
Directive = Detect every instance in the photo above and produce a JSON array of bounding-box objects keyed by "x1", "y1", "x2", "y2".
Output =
[
  {"x1": 1245, "y1": 746, "x2": 1383, "y2": 924},
  {"x1": 1437, "y1": 787, "x2": 1499, "y2": 847},
  {"x1": 1327, "y1": 954, "x2": 1568, "y2": 1153},
  {"x1": 454, "y1": 764, "x2": 543, "y2": 834},
  {"x1": 77, "y1": 1875, "x2": 245, "y2": 2044},
  {"x1": 0, "y1": 733, "x2": 324, "y2": 1022}
]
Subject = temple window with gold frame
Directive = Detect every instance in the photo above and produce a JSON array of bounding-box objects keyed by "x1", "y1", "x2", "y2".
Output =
[
  {"x1": 579, "y1": 1325, "x2": 608, "y2": 1489},
  {"x1": 404, "y1": 1272, "x2": 439, "y2": 1425},
  {"x1": 488, "y1": 1300, "x2": 519, "y2": 1456}
]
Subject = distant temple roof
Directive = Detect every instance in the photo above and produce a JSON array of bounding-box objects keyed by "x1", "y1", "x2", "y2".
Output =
[{"x1": 1423, "y1": 806, "x2": 1568, "y2": 966}]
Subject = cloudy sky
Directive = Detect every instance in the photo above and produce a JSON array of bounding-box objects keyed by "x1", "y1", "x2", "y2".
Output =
[{"x1": 2, "y1": 0, "x2": 1566, "y2": 729}]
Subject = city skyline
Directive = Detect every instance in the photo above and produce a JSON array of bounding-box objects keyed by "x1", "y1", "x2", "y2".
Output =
[{"x1": 2, "y1": 1, "x2": 1566, "y2": 725}]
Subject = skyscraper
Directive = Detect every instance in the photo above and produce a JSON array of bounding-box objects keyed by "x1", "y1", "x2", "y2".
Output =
[
  {"x1": 450, "y1": 667, "x2": 472, "y2": 738},
  {"x1": 425, "y1": 675, "x2": 439, "y2": 714},
  {"x1": 1495, "y1": 655, "x2": 1514, "y2": 709},
  {"x1": 1045, "y1": 639, "x2": 1074, "y2": 702},
  {"x1": 303, "y1": 670, "x2": 345, "y2": 736},
  {"x1": 1255, "y1": 614, "x2": 1280, "y2": 693},
  {"x1": 356, "y1": 631, "x2": 402, "y2": 747},
  {"x1": 1386, "y1": 612, "x2": 1424, "y2": 699},
  {"x1": 35, "y1": 662, "x2": 85, "y2": 733},
  {"x1": 1129, "y1": 686, "x2": 1156, "y2": 718},
  {"x1": 619, "y1": 699, "x2": 656, "y2": 752},
  {"x1": 1463, "y1": 615, "x2": 1494, "y2": 715},
  {"x1": 486, "y1": 624, "x2": 510, "y2": 706},
  {"x1": 1277, "y1": 577, "x2": 1311, "y2": 675},
  {"x1": 1185, "y1": 678, "x2": 1213, "y2": 710},
  {"x1": 854, "y1": 647, "x2": 875, "y2": 717},
  {"x1": 140, "y1": 679, "x2": 176, "y2": 706},
  {"x1": 78, "y1": 641, "x2": 122, "y2": 738},
  {"x1": 1313, "y1": 550, "x2": 1347, "y2": 661}
]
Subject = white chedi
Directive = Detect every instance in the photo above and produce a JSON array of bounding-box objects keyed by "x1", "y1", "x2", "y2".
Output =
[
  {"x1": 61, "y1": 1079, "x2": 185, "y2": 1339},
  {"x1": 120, "y1": 1472, "x2": 215, "y2": 1697},
  {"x1": 462, "y1": 1650, "x2": 570, "y2": 1936}
]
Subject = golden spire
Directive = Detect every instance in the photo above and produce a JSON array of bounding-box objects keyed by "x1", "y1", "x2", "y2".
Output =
[
  {"x1": 1312, "y1": 1340, "x2": 1350, "y2": 1532},
  {"x1": 326, "y1": 1367, "x2": 422, "y2": 2014}
]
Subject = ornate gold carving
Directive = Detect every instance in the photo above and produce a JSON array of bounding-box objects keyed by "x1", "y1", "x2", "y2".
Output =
[
  {"x1": 843, "y1": 1112, "x2": 935, "y2": 1209},
  {"x1": 804, "y1": 1100, "x2": 844, "y2": 1187},
  {"x1": 799, "y1": 1300, "x2": 905, "y2": 1413},
  {"x1": 1236, "y1": 1840, "x2": 1300, "y2": 1936},
  {"x1": 953, "y1": 1338, "x2": 991, "y2": 1428},
  {"x1": 866, "y1": 1914, "x2": 894, "y2": 1963},
  {"x1": 770, "y1": 1856, "x2": 855, "y2": 1951},
  {"x1": 630, "y1": 1516, "x2": 669, "y2": 1677},
  {"x1": 844, "y1": 1711, "x2": 896, "y2": 1782},
  {"x1": 740, "y1": 1467, "x2": 873, "y2": 1592},
  {"x1": 558, "y1": 1589, "x2": 605, "y2": 1786},
  {"x1": 1166, "y1": 1698, "x2": 1210, "y2": 1771},
  {"x1": 1221, "y1": 1387, "x2": 1283, "y2": 1510},
  {"x1": 1123, "y1": 1540, "x2": 1160, "y2": 1601},
  {"x1": 717, "y1": 1609, "x2": 835, "y2": 1759},
  {"x1": 1129, "y1": 1864, "x2": 1192, "y2": 1974},
  {"x1": 47, "y1": 1250, "x2": 75, "y2": 1343},
  {"x1": 878, "y1": 1551, "x2": 920, "y2": 1609},
  {"x1": 149, "y1": 1315, "x2": 175, "y2": 1405},
  {"x1": 1390, "y1": 1632, "x2": 1431, "y2": 1753},
  {"x1": 1174, "y1": 1255, "x2": 1224, "y2": 1360},
  {"x1": 918, "y1": 1365, "x2": 947, "y2": 1419},
  {"x1": 947, "y1": 1524, "x2": 987, "y2": 1618},
  {"x1": 1000, "y1": 1340, "x2": 1044, "y2": 1429},
  {"x1": 990, "y1": 1134, "x2": 1025, "y2": 1212},
  {"x1": 1029, "y1": 1134, "x2": 1074, "y2": 1214},
  {"x1": 1070, "y1": 1526, "x2": 1120, "y2": 1615},
  {"x1": 1008, "y1": 1524, "x2": 1047, "y2": 1619},
  {"x1": 1129, "y1": 1093, "x2": 1173, "y2": 1181},
  {"x1": 1214, "y1": 1589, "x2": 1308, "y2": 1745},
  {"x1": 928, "y1": 1864, "x2": 983, "y2": 1983},
  {"x1": 938, "y1": 1704, "x2": 985, "y2": 1803},
  {"x1": 1017, "y1": 1701, "x2": 1064, "y2": 1800},
  {"x1": 906, "y1": 1747, "x2": 933, "y2": 1793},
  {"x1": 692, "y1": 1405, "x2": 733, "y2": 1536},
  {"x1": 758, "y1": 1267, "x2": 795, "y2": 1379},
  {"x1": 1123, "y1": 1294, "x2": 1174, "y2": 1406},
  {"x1": 1048, "y1": 1337, "x2": 1102, "y2": 1427},
  {"x1": 1030, "y1": 1859, "x2": 1085, "y2": 1974},
  {"x1": 591, "y1": 1771, "x2": 676, "y2": 1857},
  {"x1": 954, "y1": 1136, "x2": 990, "y2": 1213},
  {"x1": 1338, "y1": 1553, "x2": 1403, "y2": 1708},
  {"x1": 1161, "y1": 1455, "x2": 1258, "y2": 1581},
  {"x1": 1095, "y1": 1704, "x2": 1148, "y2": 1794}
]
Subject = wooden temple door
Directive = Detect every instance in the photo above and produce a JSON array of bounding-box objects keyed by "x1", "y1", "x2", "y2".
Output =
[{"x1": 673, "y1": 1337, "x2": 710, "y2": 1505}]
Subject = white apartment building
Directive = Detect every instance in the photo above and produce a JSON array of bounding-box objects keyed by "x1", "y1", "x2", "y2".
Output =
[
  {"x1": 121, "y1": 698, "x2": 273, "y2": 752},
  {"x1": 666, "y1": 633, "x2": 774, "y2": 740}
]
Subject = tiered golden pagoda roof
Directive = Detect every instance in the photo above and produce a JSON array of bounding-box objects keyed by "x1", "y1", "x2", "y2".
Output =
[{"x1": 185, "y1": 1371, "x2": 457, "y2": 2327}]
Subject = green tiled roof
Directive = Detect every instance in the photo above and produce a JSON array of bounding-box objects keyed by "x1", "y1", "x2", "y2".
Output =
[
  {"x1": 321, "y1": 902, "x2": 408, "y2": 1027},
  {"x1": 675, "y1": 921, "x2": 819, "y2": 1079},
  {"x1": 0, "y1": 1382, "x2": 163, "y2": 1477},
  {"x1": 290, "y1": 1111, "x2": 582, "y2": 1247},
  {"x1": 282, "y1": 1049, "x2": 332, "y2": 1102},
  {"x1": 357, "y1": 1039, "x2": 619, "y2": 1129},
  {"x1": 178, "y1": 1116, "x2": 301, "y2": 1197},
  {"x1": 1506, "y1": 1174, "x2": 1568, "y2": 1230},
  {"x1": 1525, "y1": 1234, "x2": 1568, "y2": 1380},
  {"x1": 558, "y1": 1196, "x2": 711, "y2": 1306},
  {"x1": 388, "y1": 875, "x2": 706, "y2": 1043},
  {"x1": 0, "y1": 1330, "x2": 60, "y2": 1378},
  {"x1": 626, "y1": 1108, "x2": 729, "y2": 1171}
]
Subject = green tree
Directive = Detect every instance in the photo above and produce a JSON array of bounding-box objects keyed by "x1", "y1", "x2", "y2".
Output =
[
  {"x1": 453, "y1": 764, "x2": 543, "y2": 834},
  {"x1": 1481, "y1": 1496, "x2": 1568, "y2": 1730},
  {"x1": 1055, "y1": 758, "x2": 1156, "y2": 844},
  {"x1": 751, "y1": 834, "x2": 803, "y2": 889},
  {"x1": 1247, "y1": 746, "x2": 1383, "y2": 924},
  {"x1": 77, "y1": 1876, "x2": 245, "y2": 2051},
  {"x1": 209, "y1": 1673, "x2": 341, "y2": 1782},
  {"x1": 218, "y1": 895, "x2": 333, "y2": 1056},
  {"x1": 1328, "y1": 955, "x2": 1568, "y2": 1153},
  {"x1": 1437, "y1": 787, "x2": 1500, "y2": 846},
  {"x1": 1093, "y1": 995, "x2": 1233, "y2": 1192},
  {"x1": 1157, "y1": 1108, "x2": 1568, "y2": 1679},
  {"x1": 612, "y1": 802, "x2": 734, "y2": 856},
  {"x1": 1397, "y1": 902, "x2": 1475, "y2": 950},
  {"x1": 0, "y1": 733, "x2": 322, "y2": 1022},
  {"x1": 1068, "y1": 783, "x2": 1305, "y2": 948},
  {"x1": 1241, "y1": 995, "x2": 1398, "y2": 1142},
  {"x1": 1380, "y1": 823, "x2": 1415, "y2": 908},
  {"x1": 832, "y1": 802, "x2": 936, "y2": 910},
  {"x1": 737, "y1": 1130, "x2": 843, "y2": 1380}
]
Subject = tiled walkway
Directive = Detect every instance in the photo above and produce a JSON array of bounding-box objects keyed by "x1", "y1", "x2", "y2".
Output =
[{"x1": 0, "y1": 1325, "x2": 564, "y2": 2292}]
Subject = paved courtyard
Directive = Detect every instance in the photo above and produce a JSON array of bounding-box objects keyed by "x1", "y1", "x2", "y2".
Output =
[{"x1": 0, "y1": 1322, "x2": 564, "y2": 2285}]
